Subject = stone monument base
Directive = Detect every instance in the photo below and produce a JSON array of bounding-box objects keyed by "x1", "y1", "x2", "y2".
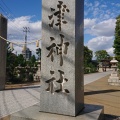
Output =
[
  {"x1": 108, "y1": 72, "x2": 120, "y2": 86},
  {"x1": 3, "y1": 103, "x2": 104, "y2": 120}
]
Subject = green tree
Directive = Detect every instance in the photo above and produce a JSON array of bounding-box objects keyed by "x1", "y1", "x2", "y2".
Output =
[
  {"x1": 27, "y1": 55, "x2": 36, "y2": 67},
  {"x1": 30, "y1": 55, "x2": 36, "y2": 63},
  {"x1": 84, "y1": 46, "x2": 95, "y2": 73},
  {"x1": 6, "y1": 43, "x2": 18, "y2": 82},
  {"x1": 84, "y1": 46, "x2": 93, "y2": 64},
  {"x1": 113, "y1": 15, "x2": 120, "y2": 61},
  {"x1": 95, "y1": 50, "x2": 110, "y2": 62},
  {"x1": 6, "y1": 43, "x2": 38, "y2": 83},
  {"x1": 17, "y1": 54, "x2": 26, "y2": 67}
]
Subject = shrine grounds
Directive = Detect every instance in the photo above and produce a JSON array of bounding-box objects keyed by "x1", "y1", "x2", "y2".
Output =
[
  {"x1": 0, "y1": 71, "x2": 120, "y2": 120},
  {"x1": 85, "y1": 74, "x2": 120, "y2": 120}
]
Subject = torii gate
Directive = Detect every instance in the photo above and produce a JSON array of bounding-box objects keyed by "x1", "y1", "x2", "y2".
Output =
[{"x1": 0, "y1": 14, "x2": 7, "y2": 90}]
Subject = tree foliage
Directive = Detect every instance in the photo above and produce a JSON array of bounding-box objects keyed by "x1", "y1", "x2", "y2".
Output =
[
  {"x1": 6, "y1": 44, "x2": 37, "y2": 83},
  {"x1": 6, "y1": 43, "x2": 18, "y2": 81},
  {"x1": 113, "y1": 15, "x2": 120, "y2": 61},
  {"x1": 95, "y1": 50, "x2": 110, "y2": 62},
  {"x1": 84, "y1": 46, "x2": 93, "y2": 64},
  {"x1": 84, "y1": 46, "x2": 98, "y2": 73},
  {"x1": 27, "y1": 55, "x2": 37, "y2": 67},
  {"x1": 16, "y1": 54, "x2": 26, "y2": 67}
]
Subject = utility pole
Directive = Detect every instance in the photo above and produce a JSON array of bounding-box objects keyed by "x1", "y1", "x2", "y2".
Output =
[{"x1": 23, "y1": 27, "x2": 30, "y2": 59}]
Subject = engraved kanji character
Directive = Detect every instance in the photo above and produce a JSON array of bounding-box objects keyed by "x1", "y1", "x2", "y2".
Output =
[
  {"x1": 48, "y1": 1, "x2": 70, "y2": 31},
  {"x1": 45, "y1": 70, "x2": 55, "y2": 94},
  {"x1": 55, "y1": 70, "x2": 69, "y2": 93}
]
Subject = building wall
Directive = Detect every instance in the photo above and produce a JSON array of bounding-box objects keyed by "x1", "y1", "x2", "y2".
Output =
[
  {"x1": 0, "y1": 14, "x2": 7, "y2": 90},
  {"x1": 22, "y1": 48, "x2": 32, "y2": 60}
]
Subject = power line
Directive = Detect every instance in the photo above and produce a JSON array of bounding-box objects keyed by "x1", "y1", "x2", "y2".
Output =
[
  {"x1": 0, "y1": 1, "x2": 41, "y2": 53},
  {"x1": 0, "y1": 2, "x2": 26, "y2": 37},
  {"x1": 0, "y1": 6, "x2": 24, "y2": 36},
  {"x1": 0, "y1": 1, "x2": 40, "y2": 42},
  {"x1": 23, "y1": 27, "x2": 30, "y2": 45},
  {"x1": 1, "y1": 0, "x2": 16, "y2": 18}
]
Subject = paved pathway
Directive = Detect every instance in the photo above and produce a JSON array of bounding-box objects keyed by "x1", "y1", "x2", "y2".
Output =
[
  {"x1": 0, "y1": 71, "x2": 112, "y2": 119},
  {"x1": 84, "y1": 71, "x2": 111, "y2": 85},
  {"x1": 84, "y1": 75, "x2": 120, "y2": 119},
  {"x1": 0, "y1": 87, "x2": 40, "y2": 118}
]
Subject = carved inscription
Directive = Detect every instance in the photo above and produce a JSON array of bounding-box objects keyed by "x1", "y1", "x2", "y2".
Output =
[
  {"x1": 48, "y1": 1, "x2": 70, "y2": 31},
  {"x1": 45, "y1": 70, "x2": 69, "y2": 94},
  {"x1": 45, "y1": 1, "x2": 70, "y2": 94},
  {"x1": 46, "y1": 34, "x2": 69, "y2": 66}
]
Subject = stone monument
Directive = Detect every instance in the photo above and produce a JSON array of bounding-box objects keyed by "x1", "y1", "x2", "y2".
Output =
[
  {"x1": 40, "y1": 0, "x2": 84, "y2": 116},
  {"x1": 6, "y1": 1, "x2": 104, "y2": 119},
  {"x1": 108, "y1": 57, "x2": 120, "y2": 86},
  {"x1": 0, "y1": 14, "x2": 7, "y2": 90}
]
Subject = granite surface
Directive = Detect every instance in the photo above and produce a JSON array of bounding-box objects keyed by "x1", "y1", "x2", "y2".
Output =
[
  {"x1": 40, "y1": 0, "x2": 84, "y2": 116},
  {"x1": 8, "y1": 103, "x2": 104, "y2": 120}
]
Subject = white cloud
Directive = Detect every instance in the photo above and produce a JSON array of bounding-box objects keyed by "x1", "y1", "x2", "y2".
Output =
[
  {"x1": 106, "y1": 47, "x2": 114, "y2": 56},
  {"x1": 86, "y1": 36, "x2": 114, "y2": 56},
  {"x1": 8, "y1": 16, "x2": 41, "y2": 41},
  {"x1": 84, "y1": 18, "x2": 96, "y2": 28},
  {"x1": 111, "y1": 3, "x2": 115, "y2": 5},
  {"x1": 7, "y1": 16, "x2": 41, "y2": 55},
  {"x1": 94, "y1": 1, "x2": 100, "y2": 7},
  {"x1": 101, "y1": 5, "x2": 107, "y2": 8},
  {"x1": 111, "y1": 3, "x2": 120, "y2": 7},
  {"x1": 85, "y1": 0, "x2": 93, "y2": 7},
  {"x1": 85, "y1": 1, "x2": 119, "y2": 21},
  {"x1": 84, "y1": 0, "x2": 119, "y2": 58},
  {"x1": 93, "y1": 7, "x2": 99, "y2": 17},
  {"x1": 85, "y1": 19, "x2": 116, "y2": 37},
  {"x1": 84, "y1": 18, "x2": 116, "y2": 58},
  {"x1": 116, "y1": 3, "x2": 120, "y2": 7},
  {"x1": 12, "y1": 46, "x2": 22, "y2": 55}
]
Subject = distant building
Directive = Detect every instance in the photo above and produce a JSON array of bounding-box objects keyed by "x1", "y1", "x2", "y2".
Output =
[
  {"x1": 99, "y1": 59, "x2": 111, "y2": 72},
  {"x1": 100, "y1": 59, "x2": 111, "y2": 68},
  {"x1": 22, "y1": 48, "x2": 32, "y2": 60}
]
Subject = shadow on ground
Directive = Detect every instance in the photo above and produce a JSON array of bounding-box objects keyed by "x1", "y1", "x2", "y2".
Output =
[
  {"x1": 84, "y1": 89, "x2": 120, "y2": 96},
  {"x1": 104, "y1": 114, "x2": 120, "y2": 120},
  {"x1": 84, "y1": 75, "x2": 120, "y2": 120}
]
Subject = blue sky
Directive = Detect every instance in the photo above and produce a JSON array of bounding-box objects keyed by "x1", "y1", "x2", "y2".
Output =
[
  {"x1": 84, "y1": 0, "x2": 120, "y2": 57},
  {"x1": 0, "y1": 0, "x2": 120, "y2": 57},
  {"x1": 0, "y1": 0, "x2": 42, "y2": 20}
]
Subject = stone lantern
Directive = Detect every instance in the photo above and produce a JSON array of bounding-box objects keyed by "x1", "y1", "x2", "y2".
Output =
[
  {"x1": 110, "y1": 57, "x2": 118, "y2": 72},
  {"x1": 33, "y1": 60, "x2": 41, "y2": 81},
  {"x1": 108, "y1": 57, "x2": 120, "y2": 86}
]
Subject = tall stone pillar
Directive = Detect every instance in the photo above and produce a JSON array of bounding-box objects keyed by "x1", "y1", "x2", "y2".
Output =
[
  {"x1": 0, "y1": 14, "x2": 7, "y2": 90},
  {"x1": 40, "y1": 0, "x2": 84, "y2": 116}
]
